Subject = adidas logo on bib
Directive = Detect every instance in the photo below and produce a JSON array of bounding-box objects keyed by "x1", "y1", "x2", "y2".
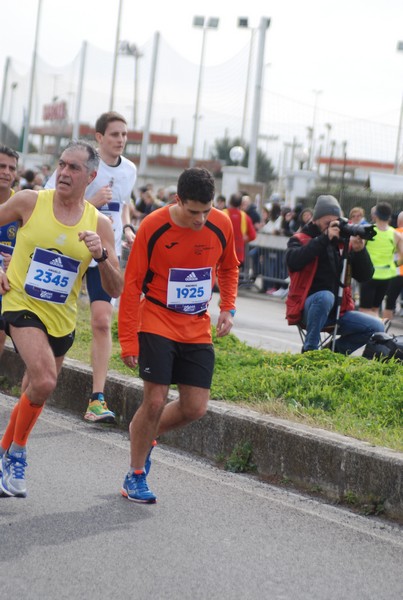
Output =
[
  {"x1": 185, "y1": 272, "x2": 198, "y2": 282},
  {"x1": 49, "y1": 256, "x2": 64, "y2": 268}
]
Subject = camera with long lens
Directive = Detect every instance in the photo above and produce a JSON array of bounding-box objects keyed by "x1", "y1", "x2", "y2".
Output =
[{"x1": 336, "y1": 217, "x2": 377, "y2": 241}]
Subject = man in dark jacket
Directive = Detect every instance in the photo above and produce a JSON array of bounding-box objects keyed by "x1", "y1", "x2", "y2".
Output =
[{"x1": 285, "y1": 195, "x2": 384, "y2": 353}]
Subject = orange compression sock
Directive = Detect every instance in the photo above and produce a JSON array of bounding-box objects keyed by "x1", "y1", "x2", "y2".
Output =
[{"x1": 13, "y1": 393, "x2": 44, "y2": 447}]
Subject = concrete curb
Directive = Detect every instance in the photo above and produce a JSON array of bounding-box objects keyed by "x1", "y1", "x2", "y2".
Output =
[{"x1": 1, "y1": 346, "x2": 402, "y2": 520}]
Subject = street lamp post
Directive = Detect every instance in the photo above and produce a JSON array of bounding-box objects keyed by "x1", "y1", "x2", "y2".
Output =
[
  {"x1": 119, "y1": 40, "x2": 143, "y2": 130},
  {"x1": 340, "y1": 140, "x2": 348, "y2": 204},
  {"x1": 22, "y1": 0, "x2": 42, "y2": 157},
  {"x1": 7, "y1": 82, "x2": 18, "y2": 145},
  {"x1": 295, "y1": 147, "x2": 309, "y2": 170},
  {"x1": 394, "y1": 41, "x2": 403, "y2": 174},
  {"x1": 190, "y1": 16, "x2": 219, "y2": 167},
  {"x1": 0, "y1": 57, "x2": 11, "y2": 143},
  {"x1": 308, "y1": 89, "x2": 322, "y2": 170},
  {"x1": 324, "y1": 122, "x2": 332, "y2": 157},
  {"x1": 247, "y1": 16, "x2": 270, "y2": 183},
  {"x1": 326, "y1": 140, "x2": 336, "y2": 191},
  {"x1": 237, "y1": 17, "x2": 255, "y2": 143},
  {"x1": 110, "y1": 0, "x2": 123, "y2": 111}
]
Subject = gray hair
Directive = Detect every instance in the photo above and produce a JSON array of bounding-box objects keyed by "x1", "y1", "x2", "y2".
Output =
[{"x1": 63, "y1": 139, "x2": 100, "y2": 172}]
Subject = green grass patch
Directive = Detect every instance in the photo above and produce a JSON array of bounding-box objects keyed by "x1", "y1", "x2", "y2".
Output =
[
  {"x1": 71, "y1": 299, "x2": 403, "y2": 452},
  {"x1": 221, "y1": 441, "x2": 257, "y2": 473}
]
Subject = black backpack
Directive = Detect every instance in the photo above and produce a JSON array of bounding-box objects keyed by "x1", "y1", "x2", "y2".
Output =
[{"x1": 362, "y1": 332, "x2": 403, "y2": 362}]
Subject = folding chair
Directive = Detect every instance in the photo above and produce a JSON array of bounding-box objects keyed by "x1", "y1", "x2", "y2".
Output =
[{"x1": 296, "y1": 323, "x2": 337, "y2": 351}]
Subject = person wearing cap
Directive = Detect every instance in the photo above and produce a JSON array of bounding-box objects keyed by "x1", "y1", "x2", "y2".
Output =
[
  {"x1": 285, "y1": 194, "x2": 384, "y2": 353},
  {"x1": 359, "y1": 202, "x2": 403, "y2": 322}
]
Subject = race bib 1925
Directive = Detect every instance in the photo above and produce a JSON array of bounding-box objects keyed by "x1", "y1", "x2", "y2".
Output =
[{"x1": 166, "y1": 267, "x2": 212, "y2": 314}]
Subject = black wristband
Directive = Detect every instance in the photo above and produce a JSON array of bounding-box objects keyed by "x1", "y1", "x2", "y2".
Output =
[
  {"x1": 123, "y1": 224, "x2": 136, "y2": 234},
  {"x1": 94, "y1": 247, "x2": 108, "y2": 263}
]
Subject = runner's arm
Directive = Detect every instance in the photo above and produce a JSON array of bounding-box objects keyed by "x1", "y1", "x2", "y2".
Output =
[
  {"x1": 0, "y1": 189, "x2": 37, "y2": 227},
  {"x1": 118, "y1": 227, "x2": 146, "y2": 359},
  {"x1": 121, "y1": 203, "x2": 136, "y2": 247},
  {"x1": 79, "y1": 213, "x2": 123, "y2": 298}
]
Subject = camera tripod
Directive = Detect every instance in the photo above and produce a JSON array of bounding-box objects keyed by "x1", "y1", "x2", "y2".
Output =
[{"x1": 330, "y1": 236, "x2": 350, "y2": 351}]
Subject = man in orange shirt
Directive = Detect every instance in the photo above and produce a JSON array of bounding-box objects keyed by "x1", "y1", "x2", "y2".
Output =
[
  {"x1": 224, "y1": 193, "x2": 256, "y2": 267},
  {"x1": 118, "y1": 167, "x2": 239, "y2": 503}
]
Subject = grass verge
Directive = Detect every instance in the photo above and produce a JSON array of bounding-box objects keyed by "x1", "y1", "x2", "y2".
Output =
[{"x1": 72, "y1": 299, "x2": 402, "y2": 452}]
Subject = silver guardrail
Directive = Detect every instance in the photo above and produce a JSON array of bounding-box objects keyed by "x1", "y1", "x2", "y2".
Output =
[{"x1": 239, "y1": 233, "x2": 289, "y2": 290}]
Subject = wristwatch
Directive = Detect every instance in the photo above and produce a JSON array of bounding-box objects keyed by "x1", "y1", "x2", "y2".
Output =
[{"x1": 94, "y1": 247, "x2": 108, "y2": 263}]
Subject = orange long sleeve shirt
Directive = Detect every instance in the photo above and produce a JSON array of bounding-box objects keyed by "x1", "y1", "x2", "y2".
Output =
[{"x1": 118, "y1": 205, "x2": 239, "y2": 357}]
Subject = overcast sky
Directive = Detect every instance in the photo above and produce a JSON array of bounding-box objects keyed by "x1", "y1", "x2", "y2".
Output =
[{"x1": 1, "y1": 0, "x2": 403, "y2": 162}]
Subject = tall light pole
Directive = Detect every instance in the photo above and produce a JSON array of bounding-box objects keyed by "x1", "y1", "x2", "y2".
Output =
[
  {"x1": 119, "y1": 40, "x2": 143, "y2": 130},
  {"x1": 7, "y1": 82, "x2": 18, "y2": 145},
  {"x1": 308, "y1": 89, "x2": 322, "y2": 170},
  {"x1": 237, "y1": 17, "x2": 255, "y2": 143},
  {"x1": 394, "y1": 41, "x2": 403, "y2": 174},
  {"x1": 72, "y1": 40, "x2": 87, "y2": 140},
  {"x1": 22, "y1": 0, "x2": 42, "y2": 157},
  {"x1": 0, "y1": 57, "x2": 11, "y2": 142},
  {"x1": 110, "y1": 0, "x2": 123, "y2": 111},
  {"x1": 324, "y1": 122, "x2": 332, "y2": 157},
  {"x1": 248, "y1": 16, "x2": 271, "y2": 183},
  {"x1": 138, "y1": 32, "x2": 160, "y2": 179},
  {"x1": 190, "y1": 16, "x2": 219, "y2": 167}
]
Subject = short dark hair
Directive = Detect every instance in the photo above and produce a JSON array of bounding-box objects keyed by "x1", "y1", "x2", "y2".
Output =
[
  {"x1": 63, "y1": 140, "x2": 100, "y2": 172},
  {"x1": 95, "y1": 111, "x2": 127, "y2": 135},
  {"x1": 375, "y1": 201, "x2": 392, "y2": 222},
  {"x1": 24, "y1": 169, "x2": 36, "y2": 182},
  {"x1": 0, "y1": 145, "x2": 19, "y2": 162},
  {"x1": 229, "y1": 193, "x2": 242, "y2": 208},
  {"x1": 177, "y1": 168, "x2": 215, "y2": 204}
]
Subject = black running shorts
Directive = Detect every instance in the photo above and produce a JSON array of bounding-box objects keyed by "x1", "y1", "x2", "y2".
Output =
[
  {"x1": 138, "y1": 332, "x2": 215, "y2": 388},
  {"x1": 360, "y1": 279, "x2": 391, "y2": 310},
  {"x1": 2, "y1": 310, "x2": 75, "y2": 358}
]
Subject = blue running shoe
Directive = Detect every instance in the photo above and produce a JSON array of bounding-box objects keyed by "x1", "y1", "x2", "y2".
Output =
[
  {"x1": 145, "y1": 440, "x2": 157, "y2": 476},
  {"x1": 121, "y1": 471, "x2": 156, "y2": 503},
  {"x1": 0, "y1": 450, "x2": 27, "y2": 497}
]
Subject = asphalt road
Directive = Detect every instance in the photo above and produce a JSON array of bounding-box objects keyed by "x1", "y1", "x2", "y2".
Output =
[
  {"x1": 210, "y1": 289, "x2": 302, "y2": 353},
  {"x1": 1, "y1": 394, "x2": 402, "y2": 600}
]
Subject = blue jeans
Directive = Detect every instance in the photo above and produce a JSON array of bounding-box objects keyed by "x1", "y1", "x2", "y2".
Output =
[{"x1": 302, "y1": 290, "x2": 385, "y2": 354}]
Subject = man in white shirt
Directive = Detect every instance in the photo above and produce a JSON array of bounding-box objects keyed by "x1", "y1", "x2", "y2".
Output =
[{"x1": 47, "y1": 112, "x2": 137, "y2": 422}]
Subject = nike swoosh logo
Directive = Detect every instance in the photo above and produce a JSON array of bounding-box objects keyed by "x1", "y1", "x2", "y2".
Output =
[{"x1": 165, "y1": 242, "x2": 178, "y2": 249}]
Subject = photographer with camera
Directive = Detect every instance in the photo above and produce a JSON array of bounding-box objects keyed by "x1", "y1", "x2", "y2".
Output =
[{"x1": 285, "y1": 195, "x2": 384, "y2": 353}]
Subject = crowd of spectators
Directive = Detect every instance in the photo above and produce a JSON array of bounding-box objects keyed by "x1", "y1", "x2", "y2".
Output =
[
  {"x1": 14, "y1": 165, "x2": 402, "y2": 324},
  {"x1": 211, "y1": 191, "x2": 403, "y2": 322},
  {"x1": 9, "y1": 163, "x2": 52, "y2": 193},
  {"x1": 130, "y1": 182, "x2": 178, "y2": 225}
]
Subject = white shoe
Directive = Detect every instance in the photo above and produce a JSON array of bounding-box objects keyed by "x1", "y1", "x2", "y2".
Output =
[{"x1": 271, "y1": 287, "x2": 288, "y2": 298}]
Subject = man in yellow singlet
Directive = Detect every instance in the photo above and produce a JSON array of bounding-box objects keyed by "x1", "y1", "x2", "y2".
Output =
[{"x1": 0, "y1": 140, "x2": 123, "y2": 497}]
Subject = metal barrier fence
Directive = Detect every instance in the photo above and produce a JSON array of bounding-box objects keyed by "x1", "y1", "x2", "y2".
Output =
[{"x1": 239, "y1": 233, "x2": 289, "y2": 291}]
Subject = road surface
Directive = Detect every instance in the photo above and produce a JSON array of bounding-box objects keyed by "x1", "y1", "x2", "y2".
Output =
[{"x1": 1, "y1": 394, "x2": 402, "y2": 600}]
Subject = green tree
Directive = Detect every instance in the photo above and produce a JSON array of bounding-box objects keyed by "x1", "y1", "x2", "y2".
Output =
[{"x1": 211, "y1": 135, "x2": 276, "y2": 185}]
